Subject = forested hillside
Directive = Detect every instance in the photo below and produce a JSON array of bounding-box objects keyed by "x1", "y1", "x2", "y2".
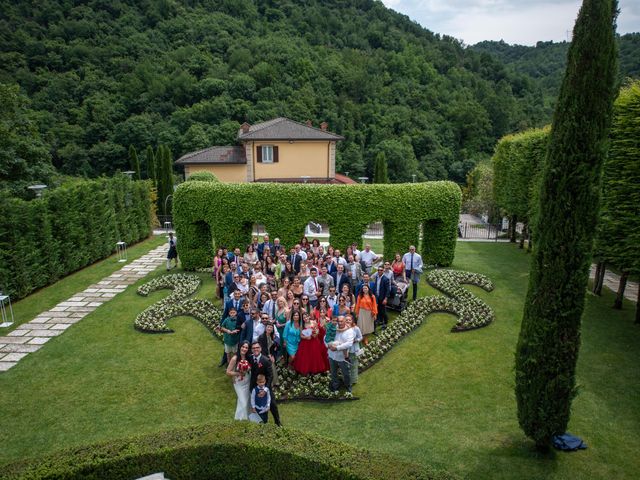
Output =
[
  {"x1": 1, "y1": 0, "x2": 553, "y2": 186},
  {"x1": 472, "y1": 33, "x2": 639, "y2": 110}
]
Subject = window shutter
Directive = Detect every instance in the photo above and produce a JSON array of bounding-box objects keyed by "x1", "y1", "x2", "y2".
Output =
[
  {"x1": 273, "y1": 146, "x2": 279, "y2": 163},
  {"x1": 256, "y1": 145, "x2": 262, "y2": 163}
]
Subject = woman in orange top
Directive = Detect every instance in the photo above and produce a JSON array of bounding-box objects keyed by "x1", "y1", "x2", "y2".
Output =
[{"x1": 355, "y1": 284, "x2": 377, "y2": 343}]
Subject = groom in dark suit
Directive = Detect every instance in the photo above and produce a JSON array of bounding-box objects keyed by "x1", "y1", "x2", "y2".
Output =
[{"x1": 249, "y1": 342, "x2": 282, "y2": 426}]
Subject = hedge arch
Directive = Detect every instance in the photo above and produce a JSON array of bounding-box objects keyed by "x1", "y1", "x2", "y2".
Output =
[
  {"x1": 1, "y1": 423, "x2": 457, "y2": 480},
  {"x1": 174, "y1": 181, "x2": 461, "y2": 269}
]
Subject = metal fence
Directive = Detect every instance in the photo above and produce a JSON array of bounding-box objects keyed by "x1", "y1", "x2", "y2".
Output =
[{"x1": 457, "y1": 222, "x2": 523, "y2": 240}]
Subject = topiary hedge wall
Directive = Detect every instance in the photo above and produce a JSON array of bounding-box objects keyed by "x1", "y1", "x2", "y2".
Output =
[
  {"x1": 173, "y1": 181, "x2": 461, "y2": 270},
  {"x1": 0, "y1": 175, "x2": 152, "y2": 299},
  {"x1": 0, "y1": 422, "x2": 457, "y2": 480}
]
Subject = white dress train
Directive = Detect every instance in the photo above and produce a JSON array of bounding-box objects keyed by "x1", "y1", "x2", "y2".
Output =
[{"x1": 233, "y1": 374, "x2": 251, "y2": 420}]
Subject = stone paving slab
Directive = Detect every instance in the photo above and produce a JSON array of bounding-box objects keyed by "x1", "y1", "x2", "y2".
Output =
[{"x1": 0, "y1": 244, "x2": 167, "y2": 373}]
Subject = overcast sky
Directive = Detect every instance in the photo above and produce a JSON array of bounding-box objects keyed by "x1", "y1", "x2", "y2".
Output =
[{"x1": 382, "y1": 0, "x2": 639, "y2": 46}]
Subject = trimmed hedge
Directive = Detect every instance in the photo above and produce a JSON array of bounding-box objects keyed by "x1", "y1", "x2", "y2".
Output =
[
  {"x1": 185, "y1": 171, "x2": 220, "y2": 182},
  {"x1": 0, "y1": 422, "x2": 457, "y2": 480},
  {"x1": 173, "y1": 182, "x2": 461, "y2": 270},
  {"x1": 0, "y1": 176, "x2": 152, "y2": 299},
  {"x1": 492, "y1": 127, "x2": 549, "y2": 223}
]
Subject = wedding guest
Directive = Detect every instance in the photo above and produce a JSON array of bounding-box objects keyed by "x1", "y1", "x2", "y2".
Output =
[
  {"x1": 355, "y1": 284, "x2": 377, "y2": 344},
  {"x1": 345, "y1": 314, "x2": 363, "y2": 385},
  {"x1": 283, "y1": 310, "x2": 302, "y2": 367},
  {"x1": 402, "y1": 245, "x2": 423, "y2": 301},
  {"x1": 327, "y1": 316, "x2": 355, "y2": 394},
  {"x1": 166, "y1": 232, "x2": 178, "y2": 270},
  {"x1": 220, "y1": 307, "x2": 241, "y2": 363},
  {"x1": 294, "y1": 314, "x2": 329, "y2": 375},
  {"x1": 244, "y1": 244, "x2": 258, "y2": 265},
  {"x1": 258, "y1": 323, "x2": 280, "y2": 386},
  {"x1": 251, "y1": 374, "x2": 271, "y2": 423}
]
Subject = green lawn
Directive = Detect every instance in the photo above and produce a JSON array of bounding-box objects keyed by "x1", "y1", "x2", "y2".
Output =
[{"x1": 1, "y1": 242, "x2": 638, "y2": 479}]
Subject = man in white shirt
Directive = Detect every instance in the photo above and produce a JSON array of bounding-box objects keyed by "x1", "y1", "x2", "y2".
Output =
[
  {"x1": 326, "y1": 286, "x2": 338, "y2": 310},
  {"x1": 358, "y1": 244, "x2": 379, "y2": 274},
  {"x1": 327, "y1": 316, "x2": 355, "y2": 393},
  {"x1": 402, "y1": 245, "x2": 423, "y2": 301},
  {"x1": 262, "y1": 290, "x2": 279, "y2": 321},
  {"x1": 303, "y1": 268, "x2": 320, "y2": 307}
]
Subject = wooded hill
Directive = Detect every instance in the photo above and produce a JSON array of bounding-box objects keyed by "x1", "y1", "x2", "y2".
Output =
[
  {"x1": 472, "y1": 33, "x2": 639, "y2": 111},
  {"x1": 0, "y1": 0, "x2": 557, "y2": 187},
  {"x1": 3, "y1": 2, "x2": 637, "y2": 189}
]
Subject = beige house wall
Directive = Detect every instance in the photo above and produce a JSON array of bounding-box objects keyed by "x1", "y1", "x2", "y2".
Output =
[
  {"x1": 252, "y1": 141, "x2": 330, "y2": 180},
  {"x1": 185, "y1": 164, "x2": 247, "y2": 183}
]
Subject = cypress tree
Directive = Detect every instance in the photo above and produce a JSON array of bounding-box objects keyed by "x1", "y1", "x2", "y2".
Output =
[
  {"x1": 514, "y1": 0, "x2": 618, "y2": 449},
  {"x1": 373, "y1": 152, "x2": 389, "y2": 183},
  {"x1": 163, "y1": 146, "x2": 174, "y2": 215},
  {"x1": 145, "y1": 145, "x2": 156, "y2": 182},
  {"x1": 128, "y1": 145, "x2": 141, "y2": 180}
]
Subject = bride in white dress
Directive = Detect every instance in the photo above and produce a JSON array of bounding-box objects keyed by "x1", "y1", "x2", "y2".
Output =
[{"x1": 226, "y1": 341, "x2": 251, "y2": 420}]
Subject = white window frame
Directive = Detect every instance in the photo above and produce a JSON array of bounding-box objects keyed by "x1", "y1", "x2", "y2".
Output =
[{"x1": 261, "y1": 145, "x2": 274, "y2": 164}]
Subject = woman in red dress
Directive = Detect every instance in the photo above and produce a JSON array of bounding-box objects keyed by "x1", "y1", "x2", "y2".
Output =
[{"x1": 293, "y1": 313, "x2": 329, "y2": 375}]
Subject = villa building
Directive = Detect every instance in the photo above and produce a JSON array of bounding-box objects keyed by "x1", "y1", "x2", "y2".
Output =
[{"x1": 175, "y1": 117, "x2": 354, "y2": 184}]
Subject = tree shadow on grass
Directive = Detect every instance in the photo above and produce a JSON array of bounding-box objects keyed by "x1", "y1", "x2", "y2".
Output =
[{"x1": 465, "y1": 433, "x2": 560, "y2": 480}]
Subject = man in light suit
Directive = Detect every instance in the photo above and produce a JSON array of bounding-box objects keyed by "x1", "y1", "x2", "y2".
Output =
[
  {"x1": 346, "y1": 254, "x2": 363, "y2": 290},
  {"x1": 402, "y1": 245, "x2": 423, "y2": 301}
]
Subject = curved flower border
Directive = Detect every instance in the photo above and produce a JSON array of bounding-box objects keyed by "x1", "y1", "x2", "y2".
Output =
[{"x1": 134, "y1": 269, "x2": 494, "y2": 401}]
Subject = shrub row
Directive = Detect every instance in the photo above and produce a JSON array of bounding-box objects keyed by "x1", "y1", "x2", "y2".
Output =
[
  {"x1": 0, "y1": 422, "x2": 458, "y2": 480},
  {"x1": 173, "y1": 181, "x2": 461, "y2": 270},
  {"x1": 0, "y1": 176, "x2": 152, "y2": 299}
]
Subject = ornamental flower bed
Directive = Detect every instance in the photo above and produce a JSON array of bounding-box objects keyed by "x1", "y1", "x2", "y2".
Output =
[
  {"x1": 135, "y1": 269, "x2": 494, "y2": 401},
  {"x1": 135, "y1": 274, "x2": 222, "y2": 334}
]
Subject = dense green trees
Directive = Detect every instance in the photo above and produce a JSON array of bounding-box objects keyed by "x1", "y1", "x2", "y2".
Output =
[
  {"x1": 515, "y1": 0, "x2": 618, "y2": 448},
  {"x1": 594, "y1": 81, "x2": 640, "y2": 320},
  {"x1": 0, "y1": 0, "x2": 561, "y2": 183},
  {"x1": 128, "y1": 145, "x2": 141, "y2": 180},
  {"x1": 0, "y1": 83, "x2": 56, "y2": 198}
]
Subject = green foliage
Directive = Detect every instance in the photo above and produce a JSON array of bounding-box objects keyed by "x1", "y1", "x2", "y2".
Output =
[
  {"x1": 185, "y1": 171, "x2": 219, "y2": 182},
  {"x1": 174, "y1": 182, "x2": 461, "y2": 270},
  {"x1": 0, "y1": 83, "x2": 56, "y2": 198},
  {"x1": 0, "y1": 0, "x2": 558, "y2": 183},
  {"x1": 462, "y1": 161, "x2": 498, "y2": 221},
  {"x1": 594, "y1": 81, "x2": 640, "y2": 275},
  {"x1": 373, "y1": 152, "x2": 389, "y2": 184},
  {"x1": 491, "y1": 127, "x2": 549, "y2": 222},
  {"x1": 155, "y1": 145, "x2": 175, "y2": 215},
  {"x1": 0, "y1": 422, "x2": 454, "y2": 480},
  {"x1": 0, "y1": 176, "x2": 152, "y2": 299},
  {"x1": 128, "y1": 145, "x2": 141, "y2": 180},
  {"x1": 145, "y1": 145, "x2": 156, "y2": 183},
  {"x1": 515, "y1": 0, "x2": 618, "y2": 448}
]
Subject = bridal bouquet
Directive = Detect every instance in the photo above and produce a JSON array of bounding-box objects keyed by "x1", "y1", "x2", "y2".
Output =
[{"x1": 237, "y1": 359, "x2": 250, "y2": 380}]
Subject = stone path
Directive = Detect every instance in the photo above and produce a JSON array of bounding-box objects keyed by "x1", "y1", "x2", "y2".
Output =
[{"x1": 0, "y1": 245, "x2": 167, "y2": 372}]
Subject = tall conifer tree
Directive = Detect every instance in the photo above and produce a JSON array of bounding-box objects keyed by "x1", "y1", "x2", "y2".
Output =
[
  {"x1": 145, "y1": 145, "x2": 156, "y2": 182},
  {"x1": 128, "y1": 145, "x2": 141, "y2": 180},
  {"x1": 515, "y1": 0, "x2": 618, "y2": 448},
  {"x1": 373, "y1": 152, "x2": 389, "y2": 183}
]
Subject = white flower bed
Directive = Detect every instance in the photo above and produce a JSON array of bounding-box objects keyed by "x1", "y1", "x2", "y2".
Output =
[
  {"x1": 134, "y1": 269, "x2": 494, "y2": 401},
  {"x1": 135, "y1": 274, "x2": 221, "y2": 334}
]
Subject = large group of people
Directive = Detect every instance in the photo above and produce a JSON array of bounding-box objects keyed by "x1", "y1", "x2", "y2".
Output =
[{"x1": 210, "y1": 234, "x2": 423, "y2": 423}]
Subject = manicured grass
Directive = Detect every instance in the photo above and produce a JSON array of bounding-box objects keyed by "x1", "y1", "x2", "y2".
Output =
[
  {"x1": 0, "y1": 235, "x2": 166, "y2": 334},
  {"x1": 0, "y1": 242, "x2": 638, "y2": 479}
]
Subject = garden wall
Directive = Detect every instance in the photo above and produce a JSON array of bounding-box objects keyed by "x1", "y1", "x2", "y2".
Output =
[
  {"x1": 173, "y1": 181, "x2": 461, "y2": 269},
  {"x1": 0, "y1": 176, "x2": 152, "y2": 299}
]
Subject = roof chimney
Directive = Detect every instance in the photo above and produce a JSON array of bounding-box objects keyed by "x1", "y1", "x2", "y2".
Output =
[
  {"x1": 320, "y1": 121, "x2": 328, "y2": 131},
  {"x1": 306, "y1": 120, "x2": 312, "y2": 127},
  {"x1": 241, "y1": 122, "x2": 250, "y2": 134}
]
